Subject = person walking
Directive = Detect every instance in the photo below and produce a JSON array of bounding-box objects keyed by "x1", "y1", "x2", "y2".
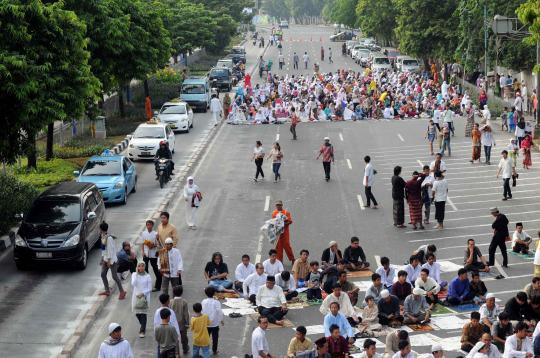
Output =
[
  {"x1": 443, "y1": 105, "x2": 455, "y2": 136},
  {"x1": 470, "y1": 123, "x2": 481, "y2": 164},
  {"x1": 132, "y1": 262, "x2": 152, "y2": 338},
  {"x1": 99, "y1": 222, "x2": 126, "y2": 300},
  {"x1": 488, "y1": 207, "x2": 509, "y2": 268},
  {"x1": 303, "y1": 52, "x2": 309, "y2": 70},
  {"x1": 183, "y1": 176, "x2": 201, "y2": 229},
  {"x1": 209, "y1": 94, "x2": 223, "y2": 127},
  {"x1": 253, "y1": 140, "x2": 265, "y2": 182},
  {"x1": 272, "y1": 200, "x2": 295, "y2": 264},
  {"x1": 496, "y1": 150, "x2": 514, "y2": 201},
  {"x1": 328, "y1": 47, "x2": 333, "y2": 64},
  {"x1": 290, "y1": 107, "x2": 299, "y2": 140},
  {"x1": 321, "y1": 46, "x2": 325, "y2": 61},
  {"x1": 405, "y1": 171, "x2": 425, "y2": 230},
  {"x1": 202, "y1": 286, "x2": 224, "y2": 355},
  {"x1": 440, "y1": 124, "x2": 451, "y2": 157},
  {"x1": 431, "y1": 171, "x2": 448, "y2": 230},
  {"x1": 278, "y1": 52, "x2": 285, "y2": 70},
  {"x1": 421, "y1": 165, "x2": 434, "y2": 225},
  {"x1": 316, "y1": 137, "x2": 334, "y2": 181},
  {"x1": 480, "y1": 125, "x2": 495, "y2": 165},
  {"x1": 267, "y1": 142, "x2": 283, "y2": 182},
  {"x1": 363, "y1": 155, "x2": 378, "y2": 209},
  {"x1": 293, "y1": 52, "x2": 299, "y2": 70},
  {"x1": 140, "y1": 220, "x2": 161, "y2": 292},
  {"x1": 98, "y1": 323, "x2": 133, "y2": 358},
  {"x1": 158, "y1": 237, "x2": 183, "y2": 294},
  {"x1": 521, "y1": 134, "x2": 533, "y2": 169},
  {"x1": 392, "y1": 166, "x2": 406, "y2": 228},
  {"x1": 426, "y1": 119, "x2": 437, "y2": 156},
  {"x1": 155, "y1": 309, "x2": 178, "y2": 358},
  {"x1": 171, "y1": 285, "x2": 190, "y2": 355}
]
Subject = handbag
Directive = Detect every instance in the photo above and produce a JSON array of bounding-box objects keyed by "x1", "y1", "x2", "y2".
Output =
[{"x1": 135, "y1": 295, "x2": 148, "y2": 310}]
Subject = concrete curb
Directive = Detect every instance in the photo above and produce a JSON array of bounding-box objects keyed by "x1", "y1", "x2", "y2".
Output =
[{"x1": 112, "y1": 137, "x2": 130, "y2": 155}]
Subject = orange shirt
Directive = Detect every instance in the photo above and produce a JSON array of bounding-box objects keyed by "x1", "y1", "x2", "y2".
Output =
[{"x1": 272, "y1": 209, "x2": 292, "y2": 238}]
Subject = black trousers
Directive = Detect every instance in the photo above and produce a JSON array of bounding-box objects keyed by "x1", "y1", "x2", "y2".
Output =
[
  {"x1": 290, "y1": 124, "x2": 297, "y2": 139},
  {"x1": 488, "y1": 236, "x2": 508, "y2": 266},
  {"x1": 207, "y1": 326, "x2": 220, "y2": 353},
  {"x1": 117, "y1": 259, "x2": 136, "y2": 274},
  {"x1": 258, "y1": 306, "x2": 288, "y2": 323},
  {"x1": 255, "y1": 158, "x2": 264, "y2": 179},
  {"x1": 365, "y1": 186, "x2": 378, "y2": 206},
  {"x1": 323, "y1": 161, "x2": 331, "y2": 180},
  {"x1": 135, "y1": 313, "x2": 147, "y2": 333},
  {"x1": 503, "y1": 178, "x2": 512, "y2": 198},
  {"x1": 285, "y1": 291, "x2": 298, "y2": 301},
  {"x1": 143, "y1": 256, "x2": 162, "y2": 290},
  {"x1": 434, "y1": 201, "x2": 445, "y2": 224}
]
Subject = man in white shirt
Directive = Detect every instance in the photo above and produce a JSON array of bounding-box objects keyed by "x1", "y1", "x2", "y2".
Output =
[
  {"x1": 202, "y1": 286, "x2": 224, "y2": 354},
  {"x1": 479, "y1": 293, "x2": 501, "y2": 331},
  {"x1": 431, "y1": 171, "x2": 448, "y2": 229},
  {"x1": 403, "y1": 256, "x2": 421, "y2": 285},
  {"x1": 512, "y1": 223, "x2": 532, "y2": 254},
  {"x1": 422, "y1": 253, "x2": 447, "y2": 288},
  {"x1": 320, "y1": 283, "x2": 359, "y2": 325},
  {"x1": 153, "y1": 293, "x2": 180, "y2": 335},
  {"x1": 256, "y1": 276, "x2": 288, "y2": 325},
  {"x1": 443, "y1": 105, "x2": 454, "y2": 136},
  {"x1": 376, "y1": 256, "x2": 396, "y2": 289},
  {"x1": 252, "y1": 316, "x2": 275, "y2": 358},
  {"x1": 363, "y1": 155, "x2": 378, "y2": 209},
  {"x1": 140, "y1": 220, "x2": 161, "y2": 292},
  {"x1": 235, "y1": 254, "x2": 256, "y2": 291},
  {"x1": 209, "y1": 94, "x2": 223, "y2": 126},
  {"x1": 392, "y1": 340, "x2": 415, "y2": 358},
  {"x1": 466, "y1": 333, "x2": 501, "y2": 358},
  {"x1": 415, "y1": 268, "x2": 440, "y2": 306},
  {"x1": 98, "y1": 323, "x2": 134, "y2": 358},
  {"x1": 243, "y1": 263, "x2": 267, "y2": 304},
  {"x1": 503, "y1": 322, "x2": 533, "y2": 358},
  {"x1": 429, "y1": 153, "x2": 447, "y2": 174},
  {"x1": 496, "y1": 150, "x2": 514, "y2": 201},
  {"x1": 275, "y1": 271, "x2": 298, "y2": 301},
  {"x1": 157, "y1": 237, "x2": 183, "y2": 295},
  {"x1": 263, "y1": 249, "x2": 284, "y2": 275}
]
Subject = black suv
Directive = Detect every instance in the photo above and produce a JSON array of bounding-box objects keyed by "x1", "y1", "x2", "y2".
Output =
[
  {"x1": 209, "y1": 67, "x2": 232, "y2": 92},
  {"x1": 13, "y1": 182, "x2": 106, "y2": 270}
]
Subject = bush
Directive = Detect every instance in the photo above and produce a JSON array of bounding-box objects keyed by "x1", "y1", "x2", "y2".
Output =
[
  {"x1": 14, "y1": 158, "x2": 79, "y2": 191},
  {"x1": 0, "y1": 175, "x2": 39, "y2": 235},
  {"x1": 52, "y1": 144, "x2": 109, "y2": 159}
]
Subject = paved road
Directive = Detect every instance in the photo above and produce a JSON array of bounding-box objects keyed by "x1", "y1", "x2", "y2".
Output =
[{"x1": 44, "y1": 24, "x2": 540, "y2": 358}]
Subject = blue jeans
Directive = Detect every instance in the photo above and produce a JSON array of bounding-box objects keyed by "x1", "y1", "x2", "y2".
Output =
[
  {"x1": 192, "y1": 345, "x2": 210, "y2": 358},
  {"x1": 208, "y1": 279, "x2": 233, "y2": 291},
  {"x1": 441, "y1": 138, "x2": 451, "y2": 156},
  {"x1": 272, "y1": 163, "x2": 281, "y2": 181}
]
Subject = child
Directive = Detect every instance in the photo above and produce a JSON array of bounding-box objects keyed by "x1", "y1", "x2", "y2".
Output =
[
  {"x1": 501, "y1": 107, "x2": 508, "y2": 131},
  {"x1": 305, "y1": 261, "x2": 322, "y2": 300},
  {"x1": 190, "y1": 303, "x2": 211, "y2": 358},
  {"x1": 469, "y1": 272, "x2": 487, "y2": 304},
  {"x1": 358, "y1": 296, "x2": 380, "y2": 336},
  {"x1": 154, "y1": 308, "x2": 178, "y2": 358},
  {"x1": 201, "y1": 286, "x2": 224, "y2": 355}
]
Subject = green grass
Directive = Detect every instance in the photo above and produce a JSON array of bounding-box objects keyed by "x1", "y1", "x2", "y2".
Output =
[{"x1": 13, "y1": 158, "x2": 79, "y2": 192}]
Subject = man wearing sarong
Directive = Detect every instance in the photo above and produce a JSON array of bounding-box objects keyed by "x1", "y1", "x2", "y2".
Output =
[
  {"x1": 405, "y1": 171, "x2": 426, "y2": 230},
  {"x1": 272, "y1": 200, "x2": 295, "y2": 264}
]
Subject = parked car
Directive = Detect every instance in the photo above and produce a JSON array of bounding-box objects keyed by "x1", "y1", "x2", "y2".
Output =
[
  {"x1": 345, "y1": 40, "x2": 359, "y2": 55},
  {"x1": 330, "y1": 31, "x2": 355, "y2": 42},
  {"x1": 208, "y1": 67, "x2": 232, "y2": 92},
  {"x1": 279, "y1": 20, "x2": 289, "y2": 29},
  {"x1": 75, "y1": 151, "x2": 137, "y2": 205},
  {"x1": 354, "y1": 49, "x2": 371, "y2": 66},
  {"x1": 397, "y1": 56, "x2": 421, "y2": 73},
  {"x1": 180, "y1": 77, "x2": 211, "y2": 112},
  {"x1": 127, "y1": 122, "x2": 176, "y2": 160},
  {"x1": 227, "y1": 46, "x2": 246, "y2": 64},
  {"x1": 157, "y1": 100, "x2": 194, "y2": 132},
  {"x1": 383, "y1": 48, "x2": 401, "y2": 66},
  {"x1": 371, "y1": 54, "x2": 392, "y2": 72},
  {"x1": 13, "y1": 182, "x2": 105, "y2": 270}
]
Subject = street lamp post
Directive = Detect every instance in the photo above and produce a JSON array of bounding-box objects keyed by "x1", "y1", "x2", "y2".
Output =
[{"x1": 536, "y1": 40, "x2": 540, "y2": 136}]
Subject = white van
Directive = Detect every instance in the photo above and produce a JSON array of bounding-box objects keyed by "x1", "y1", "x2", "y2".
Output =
[
  {"x1": 371, "y1": 55, "x2": 392, "y2": 72},
  {"x1": 400, "y1": 57, "x2": 421, "y2": 73}
]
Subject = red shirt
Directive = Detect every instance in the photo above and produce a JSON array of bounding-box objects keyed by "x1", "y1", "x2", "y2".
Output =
[
  {"x1": 327, "y1": 336, "x2": 349, "y2": 358},
  {"x1": 319, "y1": 144, "x2": 334, "y2": 162},
  {"x1": 291, "y1": 113, "x2": 300, "y2": 126}
]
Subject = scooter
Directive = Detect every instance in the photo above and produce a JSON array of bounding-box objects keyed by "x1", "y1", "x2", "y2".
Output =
[{"x1": 155, "y1": 158, "x2": 171, "y2": 189}]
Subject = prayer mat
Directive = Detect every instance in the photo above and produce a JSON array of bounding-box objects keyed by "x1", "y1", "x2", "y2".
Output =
[
  {"x1": 298, "y1": 292, "x2": 323, "y2": 306},
  {"x1": 510, "y1": 251, "x2": 534, "y2": 259},
  {"x1": 347, "y1": 270, "x2": 374, "y2": 278},
  {"x1": 431, "y1": 304, "x2": 455, "y2": 316},
  {"x1": 437, "y1": 291, "x2": 448, "y2": 300},
  {"x1": 407, "y1": 324, "x2": 434, "y2": 332},
  {"x1": 451, "y1": 303, "x2": 480, "y2": 313},
  {"x1": 287, "y1": 302, "x2": 309, "y2": 310},
  {"x1": 214, "y1": 292, "x2": 240, "y2": 300}
]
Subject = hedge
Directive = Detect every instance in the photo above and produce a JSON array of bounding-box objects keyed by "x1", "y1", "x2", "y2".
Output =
[
  {"x1": 0, "y1": 175, "x2": 39, "y2": 235},
  {"x1": 14, "y1": 158, "x2": 78, "y2": 192}
]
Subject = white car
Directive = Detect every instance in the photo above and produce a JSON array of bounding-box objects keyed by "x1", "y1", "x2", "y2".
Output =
[
  {"x1": 127, "y1": 122, "x2": 176, "y2": 160},
  {"x1": 354, "y1": 49, "x2": 371, "y2": 65},
  {"x1": 157, "y1": 101, "x2": 194, "y2": 133},
  {"x1": 371, "y1": 55, "x2": 392, "y2": 72},
  {"x1": 351, "y1": 44, "x2": 369, "y2": 60},
  {"x1": 399, "y1": 57, "x2": 421, "y2": 73}
]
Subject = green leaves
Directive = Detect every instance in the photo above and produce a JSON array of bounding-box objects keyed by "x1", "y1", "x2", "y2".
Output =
[{"x1": 356, "y1": 0, "x2": 396, "y2": 46}]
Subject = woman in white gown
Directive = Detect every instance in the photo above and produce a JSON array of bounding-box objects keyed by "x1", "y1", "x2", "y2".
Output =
[
  {"x1": 183, "y1": 176, "x2": 200, "y2": 229},
  {"x1": 131, "y1": 262, "x2": 152, "y2": 338}
]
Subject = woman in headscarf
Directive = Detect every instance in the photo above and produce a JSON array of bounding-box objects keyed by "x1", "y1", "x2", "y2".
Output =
[
  {"x1": 470, "y1": 123, "x2": 481, "y2": 163},
  {"x1": 183, "y1": 176, "x2": 201, "y2": 229},
  {"x1": 521, "y1": 134, "x2": 532, "y2": 170},
  {"x1": 131, "y1": 261, "x2": 152, "y2": 338}
]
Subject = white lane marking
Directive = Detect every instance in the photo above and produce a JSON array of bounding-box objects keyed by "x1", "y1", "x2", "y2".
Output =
[
  {"x1": 339, "y1": 133, "x2": 344, "y2": 141},
  {"x1": 454, "y1": 196, "x2": 540, "y2": 206},
  {"x1": 447, "y1": 196, "x2": 458, "y2": 211},
  {"x1": 494, "y1": 259, "x2": 509, "y2": 278},
  {"x1": 347, "y1": 159, "x2": 352, "y2": 170},
  {"x1": 397, "y1": 133, "x2": 404, "y2": 142},
  {"x1": 484, "y1": 273, "x2": 531, "y2": 282},
  {"x1": 417, "y1": 160, "x2": 424, "y2": 167},
  {"x1": 374, "y1": 255, "x2": 381, "y2": 266},
  {"x1": 411, "y1": 227, "x2": 540, "y2": 244},
  {"x1": 264, "y1": 195, "x2": 270, "y2": 212},
  {"x1": 276, "y1": 133, "x2": 280, "y2": 141},
  {"x1": 405, "y1": 218, "x2": 540, "y2": 234},
  {"x1": 357, "y1": 195, "x2": 366, "y2": 210},
  {"x1": 255, "y1": 234, "x2": 264, "y2": 263}
]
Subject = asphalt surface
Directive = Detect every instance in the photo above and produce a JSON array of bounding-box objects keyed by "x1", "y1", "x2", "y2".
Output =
[{"x1": 11, "y1": 24, "x2": 540, "y2": 358}]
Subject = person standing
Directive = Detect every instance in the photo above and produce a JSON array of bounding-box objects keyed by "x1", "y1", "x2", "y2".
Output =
[
  {"x1": 190, "y1": 303, "x2": 211, "y2": 358},
  {"x1": 158, "y1": 238, "x2": 183, "y2": 294},
  {"x1": 140, "y1": 220, "x2": 161, "y2": 292},
  {"x1": 272, "y1": 200, "x2": 295, "y2": 264},
  {"x1": 321, "y1": 46, "x2": 325, "y2": 61},
  {"x1": 481, "y1": 125, "x2": 495, "y2": 165},
  {"x1": 316, "y1": 137, "x2": 335, "y2": 181},
  {"x1": 267, "y1": 142, "x2": 283, "y2": 182},
  {"x1": 171, "y1": 285, "x2": 190, "y2": 355},
  {"x1": 470, "y1": 123, "x2": 482, "y2": 163},
  {"x1": 290, "y1": 107, "x2": 299, "y2": 140},
  {"x1": 496, "y1": 150, "x2": 514, "y2": 201},
  {"x1": 488, "y1": 207, "x2": 509, "y2": 268},
  {"x1": 98, "y1": 323, "x2": 134, "y2": 358},
  {"x1": 405, "y1": 171, "x2": 425, "y2": 230},
  {"x1": 209, "y1": 94, "x2": 222, "y2": 127},
  {"x1": 363, "y1": 155, "x2": 378, "y2": 209},
  {"x1": 252, "y1": 316, "x2": 275, "y2": 358},
  {"x1": 443, "y1": 105, "x2": 455, "y2": 136},
  {"x1": 431, "y1": 171, "x2": 448, "y2": 230},
  {"x1": 421, "y1": 165, "x2": 434, "y2": 225},
  {"x1": 99, "y1": 222, "x2": 126, "y2": 299},
  {"x1": 328, "y1": 47, "x2": 333, "y2": 64},
  {"x1": 202, "y1": 286, "x2": 224, "y2": 355},
  {"x1": 521, "y1": 134, "x2": 532, "y2": 170},
  {"x1": 303, "y1": 52, "x2": 309, "y2": 70},
  {"x1": 253, "y1": 140, "x2": 265, "y2": 182},
  {"x1": 293, "y1": 52, "x2": 299, "y2": 70},
  {"x1": 391, "y1": 166, "x2": 406, "y2": 228},
  {"x1": 183, "y1": 176, "x2": 201, "y2": 229},
  {"x1": 440, "y1": 125, "x2": 451, "y2": 157},
  {"x1": 155, "y1": 309, "x2": 178, "y2": 358},
  {"x1": 426, "y1": 119, "x2": 437, "y2": 156},
  {"x1": 132, "y1": 262, "x2": 152, "y2": 338},
  {"x1": 157, "y1": 211, "x2": 178, "y2": 248},
  {"x1": 278, "y1": 52, "x2": 285, "y2": 70}
]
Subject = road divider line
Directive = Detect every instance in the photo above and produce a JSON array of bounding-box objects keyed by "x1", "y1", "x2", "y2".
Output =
[
  {"x1": 447, "y1": 196, "x2": 458, "y2": 211},
  {"x1": 339, "y1": 133, "x2": 344, "y2": 141},
  {"x1": 397, "y1": 133, "x2": 404, "y2": 142},
  {"x1": 255, "y1": 234, "x2": 264, "y2": 263},
  {"x1": 417, "y1": 160, "x2": 424, "y2": 167},
  {"x1": 346, "y1": 159, "x2": 352, "y2": 170},
  {"x1": 264, "y1": 195, "x2": 270, "y2": 212},
  {"x1": 494, "y1": 259, "x2": 509, "y2": 278},
  {"x1": 374, "y1": 255, "x2": 381, "y2": 266},
  {"x1": 357, "y1": 195, "x2": 366, "y2": 210},
  {"x1": 276, "y1": 133, "x2": 280, "y2": 141}
]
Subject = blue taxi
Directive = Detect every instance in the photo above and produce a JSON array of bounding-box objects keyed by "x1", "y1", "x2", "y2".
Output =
[{"x1": 75, "y1": 150, "x2": 137, "y2": 205}]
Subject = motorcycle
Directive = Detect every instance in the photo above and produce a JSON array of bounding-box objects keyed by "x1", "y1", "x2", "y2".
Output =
[{"x1": 155, "y1": 158, "x2": 171, "y2": 189}]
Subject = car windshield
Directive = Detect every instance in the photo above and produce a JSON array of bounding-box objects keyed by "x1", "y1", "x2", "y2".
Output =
[
  {"x1": 387, "y1": 51, "x2": 400, "y2": 57},
  {"x1": 133, "y1": 126, "x2": 165, "y2": 139},
  {"x1": 182, "y1": 84, "x2": 205, "y2": 94},
  {"x1": 403, "y1": 59, "x2": 419, "y2": 66},
  {"x1": 210, "y1": 69, "x2": 229, "y2": 78},
  {"x1": 26, "y1": 199, "x2": 81, "y2": 224},
  {"x1": 161, "y1": 105, "x2": 187, "y2": 115},
  {"x1": 374, "y1": 57, "x2": 390, "y2": 65},
  {"x1": 81, "y1": 160, "x2": 121, "y2": 176},
  {"x1": 231, "y1": 48, "x2": 245, "y2": 54}
]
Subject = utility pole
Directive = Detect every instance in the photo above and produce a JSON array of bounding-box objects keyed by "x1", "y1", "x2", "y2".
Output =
[{"x1": 484, "y1": 2, "x2": 488, "y2": 76}]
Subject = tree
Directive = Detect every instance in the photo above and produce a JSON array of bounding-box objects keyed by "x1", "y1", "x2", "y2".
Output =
[
  {"x1": 263, "y1": 0, "x2": 290, "y2": 20},
  {"x1": 356, "y1": 0, "x2": 396, "y2": 46},
  {"x1": 286, "y1": 0, "x2": 324, "y2": 23},
  {"x1": 194, "y1": 0, "x2": 254, "y2": 23},
  {"x1": 207, "y1": 13, "x2": 238, "y2": 54},
  {"x1": 333, "y1": 0, "x2": 358, "y2": 28},
  {"x1": 517, "y1": 0, "x2": 540, "y2": 72},
  {"x1": 0, "y1": 0, "x2": 99, "y2": 167}
]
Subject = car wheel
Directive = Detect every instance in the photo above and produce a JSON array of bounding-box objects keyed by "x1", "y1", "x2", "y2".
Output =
[
  {"x1": 185, "y1": 126, "x2": 190, "y2": 134},
  {"x1": 15, "y1": 261, "x2": 29, "y2": 271},
  {"x1": 190, "y1": 120, "x2": 193, "y2": 129},
  {"x1": 122, "y1": 188, "x2": 128, "y2": 205},
  {"x1": 75, "y1": 245, "x2": 88, "y2": 270},
  {"x1": 203, "y1": 106, "x2": 208, "y2": 113},
  {"x1": 131, "y1": 177, "x2": 137, "y2": 193}
]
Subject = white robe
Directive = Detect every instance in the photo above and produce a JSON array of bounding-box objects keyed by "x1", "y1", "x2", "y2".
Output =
[
  {"x1": 183, "y1": 182, "x2": 200, "y2": 227},
  {"x1": 98, "y1": 340, "x2": 134, "y2": 358}
]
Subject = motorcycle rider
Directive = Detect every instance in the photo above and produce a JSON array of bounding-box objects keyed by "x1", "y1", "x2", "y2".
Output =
[{"x1": 154, "y1": 141, "x2": 174, "y2": 180}]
